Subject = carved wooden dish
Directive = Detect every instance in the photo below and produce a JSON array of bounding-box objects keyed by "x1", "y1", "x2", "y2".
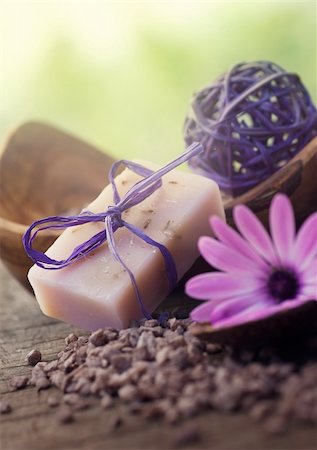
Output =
[
  {"x1": 190, "y1": 300, "x2": 317, "y2": 349},
  {"x1": 0, "y1": 122, "x2": 115, "y2": 289},
  {"x1": 0, "y1": 122, "x2": 316, "y2": 296},
  {"x1": 223, "y1": 135, "x2": 317, "y2": 229}
]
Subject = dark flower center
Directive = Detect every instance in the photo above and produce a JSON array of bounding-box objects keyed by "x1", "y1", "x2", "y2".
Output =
[{"x1": 267, "y1": 268, "x2": 299, "y2": 303}]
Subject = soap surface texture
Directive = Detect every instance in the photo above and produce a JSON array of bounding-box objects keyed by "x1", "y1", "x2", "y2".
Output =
[{"x1": 28, "y1": 163, "x2": 224, "y2": 330}]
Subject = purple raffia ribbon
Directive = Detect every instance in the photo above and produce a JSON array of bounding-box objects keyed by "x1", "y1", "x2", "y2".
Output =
[{"x1": 23, "y1": 142, "x2": 204, "y2": 319}]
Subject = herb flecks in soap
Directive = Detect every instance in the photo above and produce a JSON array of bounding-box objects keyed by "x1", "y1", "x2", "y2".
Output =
[
  {"x1": 163, "y1": 220, "x2": 171, "y2": 232},
  {"x1": 24, "y1": 143, "x2": 205, "y2": 325},
  {"x1": 143, "y1": 219, "x2": 151, "y2": 230}
]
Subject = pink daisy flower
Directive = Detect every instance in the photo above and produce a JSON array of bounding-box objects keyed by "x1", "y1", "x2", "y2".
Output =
[{"x1": 185, "y1": 194, "x2": 317, "y2": 329}]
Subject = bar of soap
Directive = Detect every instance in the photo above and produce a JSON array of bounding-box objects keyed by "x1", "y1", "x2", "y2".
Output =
[{"x1": 28, "y1": 162, "x2": 224, "y2": 330}]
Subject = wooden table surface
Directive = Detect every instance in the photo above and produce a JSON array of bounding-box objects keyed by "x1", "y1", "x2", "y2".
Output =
[{"x1": 1, "y1": 262, "x2": 316, "y2": 450}]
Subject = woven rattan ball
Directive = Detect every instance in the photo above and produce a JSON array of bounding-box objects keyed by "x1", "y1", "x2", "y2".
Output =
[{"x1": 184, "y1": 61, "x2": 317, "y2": 197}]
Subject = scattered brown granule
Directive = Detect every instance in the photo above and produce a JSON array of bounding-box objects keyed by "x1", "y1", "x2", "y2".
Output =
[
  {"x1": 172, "y1": 423, "x2": 202, "y2": 447},
  {"x1": 100, "y1": 394, "x2": 114, "y2": 410},
  {"x1": 47, "y1": 395, "x2": 60, "y2": 408},
  {"x1": 65, "y1": 333, "x2": 78, "y2": 345},
  {"x1": 118, "y1": 384, "x2": 138, "y2": 403},
  {"x1": 249, "y1": 401, "x2": 274, "y2": 422},
  {"x1": 10, "y1": 375, "x2": 28, "y2": 390},
  {"x1": 26, "y1": 349, "x2": 42, "y2": 366},
  {"x1": 56, "y1": 405, "x2": 74, "y2": 424},
  {"x1": 72, "y1": 399, "x2": 90, "y2": 411},
  {"x1": 108, "y1": 414, "x2": 123, "y2": 430},
  {"x1": 12, "y1": 318, "x2": 316, "y2": 434},
  {"x1": 63, "y1": 393, "x2": 81, "y2": 405},
  {"x1": 89, "y1": 329, "x2": 108, "y2": 347},
  {"x1": 35, "y1": 376, "x2": 51, "y2": 391},
  {"x1": 0, "y1": 401, "x2": 12, "y2": 414},
  {"x1": 263, "y1": 416, "x2": 287, "y2": 435}
]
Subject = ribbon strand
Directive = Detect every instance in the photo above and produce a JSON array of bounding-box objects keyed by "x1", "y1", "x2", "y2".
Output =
[{"x1": 23, "y1": 142, "x2": 204, "y2": 318}]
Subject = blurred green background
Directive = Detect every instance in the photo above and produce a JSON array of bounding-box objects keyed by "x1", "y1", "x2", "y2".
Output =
[{"x1": 1, "y1": 1, "x2": 316, "y2": 163}]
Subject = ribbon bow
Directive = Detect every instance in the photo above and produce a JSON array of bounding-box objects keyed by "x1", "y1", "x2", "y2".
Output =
[{"x1": 23, "y1": 142, "x2": 203, "y2": 319}]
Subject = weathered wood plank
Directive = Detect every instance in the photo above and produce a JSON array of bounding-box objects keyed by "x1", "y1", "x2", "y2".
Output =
[{"x1": 1, "y1": 262, "x2": 316, "y2": 450}]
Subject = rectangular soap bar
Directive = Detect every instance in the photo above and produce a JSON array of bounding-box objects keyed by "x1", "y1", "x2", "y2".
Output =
[{"x1": 28, "y1": 162, "x2": 224, "y2": 330}]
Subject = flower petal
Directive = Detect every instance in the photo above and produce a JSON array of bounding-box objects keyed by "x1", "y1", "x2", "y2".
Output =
[
  {"x1": 269, "y1": 194, "x2": 295, "y2": 263},
  {"x1": 300, "y1": 262, "x2": 317, "y2": 287},
  {"x1": 234, "y1": 204, "x2": 278, "y2": 265},
  {"x1": 212, "y1": 304, "x2": 265, "y2": 329},
  {"x1": 212, "y1": 298, "x2": 311, "y2": 329},
  {"x1": 293, "y1": 212, "x2": 317, "y2": 270},
  {"x1": 185, "y1": 272, "x2": 261, "y2": 301},
  {"x1": 190, "y1": 300, "x2": 219, "y2": 323},
  {"x1": 295, "y1": 294, "x2": 316, "y2": 302},
  {"x1": 210, "y1": 291, "x2": 270, "y2": 323},
  {"x1": 198, "y1": 236, "x2": 266, "y2": 275},
  {"x1": 210, "y1": 216, "x2": 269, "y2": 271},
  {"x1": 301, "y1": 284, "x2": 317, "y2": 300}
]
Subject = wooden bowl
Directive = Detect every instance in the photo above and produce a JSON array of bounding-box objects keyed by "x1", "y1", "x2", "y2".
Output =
[
  {"x1": 0, "y1": 122, "x2": 115, "y2": 289},
  {"x1": 223, "y1": 136, "x2": 317, "y2": 229},
  {"x1": 0, "y1": 122, "x2": 316, "y2": 293},
  {"x1": 190, "y1": 300, "x2": 317, "y2": 349}
]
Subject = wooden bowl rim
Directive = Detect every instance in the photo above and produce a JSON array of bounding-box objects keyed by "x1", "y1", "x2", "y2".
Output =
[
  {"x1": 0, "y1": 121, "x2": 105, "y2": 237},
  {"x1": 0, "y1": 123, "x2": 316, "y2": 241},
  {"x1": 223, "y1": 135, "x2": 317, "y2": 208},
  {"x1": 189, "y1": 300, "x2": 317, "y2": 347},
  {"x1": 0, "y1": 216, "x2": 60, "y2": 238}
]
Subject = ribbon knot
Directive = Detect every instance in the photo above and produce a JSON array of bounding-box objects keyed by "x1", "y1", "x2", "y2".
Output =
[
  {"x1": 108, "y1": 205, "x2": 123, "y2": 228},
  {"x1": 23, "y1": 142, "x2": 204, "y2": 320}
]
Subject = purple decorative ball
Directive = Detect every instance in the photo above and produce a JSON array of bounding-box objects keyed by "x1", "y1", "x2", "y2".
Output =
[{"x1": 184, "y1": 61, "x2": 317, "y2": 197}]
